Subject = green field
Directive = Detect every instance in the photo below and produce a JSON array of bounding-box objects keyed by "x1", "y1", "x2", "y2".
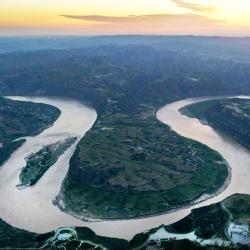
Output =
[{"x1": 59, "y1": 103, "x2": 228, "y2": 219}]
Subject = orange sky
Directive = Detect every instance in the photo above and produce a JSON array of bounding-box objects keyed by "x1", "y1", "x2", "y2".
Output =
[{"x1": 1, "y1": 0, "x2": 250, "y2": 36}]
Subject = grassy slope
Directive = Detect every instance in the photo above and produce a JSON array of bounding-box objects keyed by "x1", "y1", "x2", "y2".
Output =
[
  {"x1": 0, "y1": 97, "x2": 60, "y2": 166},
  {"x1": 223, "y1": 194, "x2": 250, "y2": 221},
  {"x1": 182, "y1": 98, "x2": 250, "y2": 149}
]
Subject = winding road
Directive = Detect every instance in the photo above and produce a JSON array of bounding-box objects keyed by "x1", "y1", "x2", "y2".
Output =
[{"x1": 0, "y1": 95, "x2": 249, "y2": 240}]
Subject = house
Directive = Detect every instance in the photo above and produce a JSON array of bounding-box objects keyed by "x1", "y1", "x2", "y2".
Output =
[
  {"x1": 228, "y1": 222, "x2": 249, "y2": 237},
  {"x1": 57, "y1": 233, "x2": 71, "y2": 241}
]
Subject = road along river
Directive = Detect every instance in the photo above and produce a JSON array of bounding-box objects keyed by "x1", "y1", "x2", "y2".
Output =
[{"x1": 0, "y1": 96, "x2": 249, "y2": 240}]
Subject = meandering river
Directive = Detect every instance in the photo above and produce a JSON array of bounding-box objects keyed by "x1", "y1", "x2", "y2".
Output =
[{"x1": 0, "y1": 96, "x2": 249, "y2": 240}]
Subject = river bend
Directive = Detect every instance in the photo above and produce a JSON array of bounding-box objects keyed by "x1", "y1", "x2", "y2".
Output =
[{"x1": 0, "y1": 96, "x2": 249, "y2": 240}]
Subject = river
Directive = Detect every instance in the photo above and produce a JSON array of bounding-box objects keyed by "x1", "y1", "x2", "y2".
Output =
[{"x1": 0, "y1": 96, "x2": 249, "y2": 240}]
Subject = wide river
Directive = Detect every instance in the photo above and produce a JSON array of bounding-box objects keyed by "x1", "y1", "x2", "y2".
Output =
[{"x1": 0, "y1": 96, "x2": 249, "y2": 240}]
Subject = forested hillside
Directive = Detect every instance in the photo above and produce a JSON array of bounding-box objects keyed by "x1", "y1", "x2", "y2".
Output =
[
  {"x1": 182, "y1": 98, "x2": 250, "y2": 149},
  {"x1": 0, "y1": 97, "x2": 60, "y2": 166}
]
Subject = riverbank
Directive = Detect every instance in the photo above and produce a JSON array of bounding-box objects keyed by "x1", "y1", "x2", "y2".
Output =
[
  {"x1": 0, "y1": 96, "x2": 60, "y2": 166},
  {"x1": 180, "y1": 98, "x2": 250, "y2": 150}
]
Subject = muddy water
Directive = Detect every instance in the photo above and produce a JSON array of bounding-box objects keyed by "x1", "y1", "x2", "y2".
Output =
[{"x1": 0, "y1": 96, "x2": 249, "y2": 240}]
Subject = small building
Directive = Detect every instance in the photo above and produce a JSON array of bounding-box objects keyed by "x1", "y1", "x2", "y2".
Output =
[
  {"x1": 229, "y1": 222, "x2": 249, "y2": 237},
  {"x1": 57, "y1": 233, "x2": 71, "y2": 241},
  {"x1": 228, "y1": 221, "x2": 250, "y2": 246}
]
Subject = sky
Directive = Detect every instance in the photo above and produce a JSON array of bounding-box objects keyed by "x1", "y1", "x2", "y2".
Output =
[{"x1": 1, "y1": 0, "x2": 250, "y2": 36}]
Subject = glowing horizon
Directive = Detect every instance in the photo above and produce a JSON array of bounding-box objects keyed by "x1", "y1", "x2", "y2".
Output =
[{"x1": 1, "y1": 0, "x2": 250, "y2": 36}]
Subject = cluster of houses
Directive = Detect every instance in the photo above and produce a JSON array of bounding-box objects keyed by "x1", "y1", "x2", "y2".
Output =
[{"x1": 228, "y1": 221, "x2": 250, "y2": 245}]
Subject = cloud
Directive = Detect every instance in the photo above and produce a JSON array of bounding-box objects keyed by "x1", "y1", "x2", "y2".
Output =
[
  {"x1": 61, "y1": 13, "x2": 221, "y2": 25},
  {"x1": 171, "y1": 0, "x2": 216, "y2": 12},
  {"x1": 60, "y1": 13, "x2": 225, "y2": 35}
]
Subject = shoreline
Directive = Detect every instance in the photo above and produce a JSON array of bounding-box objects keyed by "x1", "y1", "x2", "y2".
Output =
[{"x1": 54, "y1": 172, "x2": 231, "y2": 222}]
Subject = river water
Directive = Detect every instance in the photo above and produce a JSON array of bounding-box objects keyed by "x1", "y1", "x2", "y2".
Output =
[{"x1": 0, "y1": 96, "x2": 249, "y2": 240}]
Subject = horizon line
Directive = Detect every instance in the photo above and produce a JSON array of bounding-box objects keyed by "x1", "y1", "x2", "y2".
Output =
[{"x1": 1, "y1": 34, "x2": 250, "y2": 39}]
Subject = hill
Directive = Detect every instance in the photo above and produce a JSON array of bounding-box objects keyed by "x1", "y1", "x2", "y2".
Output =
[{"x1": 182, "y1": 98, "x2": 250, "y2": 149}]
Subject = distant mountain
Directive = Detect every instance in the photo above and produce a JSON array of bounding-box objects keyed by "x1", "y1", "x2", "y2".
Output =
[
  {"x1": 1, "y1": 35, "x2": 250, "y2": 63},
  {"x1": 1, "y1": 41, "x2": 250, "y2": 113}
]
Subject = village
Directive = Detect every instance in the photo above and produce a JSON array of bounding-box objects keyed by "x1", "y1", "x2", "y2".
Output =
[{"x1": 228, "y1": 221, "x2": 250, "y2": 245}]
